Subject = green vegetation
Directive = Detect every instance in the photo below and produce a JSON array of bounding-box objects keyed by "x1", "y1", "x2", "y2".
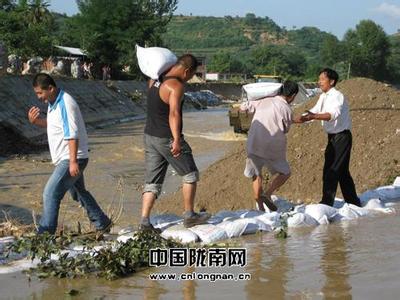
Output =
[
  {"x1": 0, "y1": 1, "x2": 398, "y2": 82},
  {"x1": 7, "y1": 231, "x2": 183, "y2": 280}
]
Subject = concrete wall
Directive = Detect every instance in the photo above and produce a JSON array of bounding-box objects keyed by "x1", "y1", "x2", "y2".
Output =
[
  {"x1": 187, "y1": 82, "x2": 242, "y2": 100},
  {"x1": 0, "y1": 76, "x2": 146, "y2": 146}
]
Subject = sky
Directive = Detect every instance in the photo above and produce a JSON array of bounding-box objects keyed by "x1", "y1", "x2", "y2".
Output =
[{"x1": 50, "y1": 0, "x2": 400, "y2": 39}]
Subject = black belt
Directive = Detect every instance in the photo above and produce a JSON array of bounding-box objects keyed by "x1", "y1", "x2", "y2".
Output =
[{"x1": 328, "y1": 129, "x2": 350, "y2": 137}]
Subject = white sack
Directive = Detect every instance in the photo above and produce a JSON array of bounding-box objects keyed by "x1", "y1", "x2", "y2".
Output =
[
  {"x1": 150, "y1": 214, "x2": 183, "y2": 231},
  {"x1": 304, "y1": 204, "x2": 338, "y2": 224},
  {"x1": 217, "y1": 219, "x2": 248, "y2": 238},
  {"x1": 136, "y1": 45, "x2": 177, "y2": 80},
  {"x1": 255, "y1": 212, "x2": 281, "y2": 228},
  {"x1": 242, "y1": 82, "x2": 283, "y2": 101},
  {"x1": 189, "y1": 224, "x2": 228, "y2": 244},
  {"x1": 241, "y1": 218, "x2": 272, "y2": 235},
  {"x1": 161, "y1": 224, "x2": 199, "y2": 244},
  {"x1": 287, "y1": 213, "x2": 319, "y2": 227}
]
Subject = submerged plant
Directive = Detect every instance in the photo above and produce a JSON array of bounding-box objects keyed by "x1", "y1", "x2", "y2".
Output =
[
  {"x1": 274, "y1": 213, "x2": 290, "y2": 239},
  {"x1": 7, "y1": 230, "x2": 183, "y2": 280}
]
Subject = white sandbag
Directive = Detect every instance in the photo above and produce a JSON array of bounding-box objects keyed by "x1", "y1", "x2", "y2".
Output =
[
  {"x1": 255, "y1": 212, "x2": 281, "y2": 228},
  {"x1": 189, "y1": 224, "x2": 228, "y2": 244},
  {"x1": 239, "y1": 210, "x2": 265, "y2": 218},
  {"x1": 242, "y1": 82, "x2": 283, "y2": 101},
  {"x1": 363, "y1": 198, "x2": 385, "y2": 209},
  {"x1": 117, "y1": 233, "x2": 138, "y2": 243},
  {"x1": 304, "y1": 204, "x2": 338, "y2": 224},
  {"x1": 161, "y1": 224, "x2": 199, "y2": 244},
  {"x1": 0, "y1": 258, "x2": 40, "y2": 274},
  {"x1": 287, "y1": 213, "x2": 319, "y2": 227},
  {"x1": 150, "y1": 214, "x2": 183, "y2": 231},
  {"x1": 207, "y1": 215, "x2": 224, "y2": 225},
  {"x1": 214, "y1": 210, "x2": 240, "y2": 220},
  {"x1": 337, "y1": 204, "x2": 362, "y2": 220},
  {"x1": 359, "y1": 189, "x2": 381, "y2": 203},
  {"x1": 136, "y1": 45, "x2": 177, "y2": 79},
  {"x1": 375, "y1": 186, "x2": 400, "y2": 200},
  {"x1": 216, "y1": 219, "x2": 248, "y2": 238},
  {"x1": 241, "y1": 218, "x2": 272, "y2": 235}
]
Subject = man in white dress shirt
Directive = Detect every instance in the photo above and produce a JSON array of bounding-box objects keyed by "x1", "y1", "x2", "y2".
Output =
[{"x1": 300, "y1": 68, "x2": 361, "y2": 207}]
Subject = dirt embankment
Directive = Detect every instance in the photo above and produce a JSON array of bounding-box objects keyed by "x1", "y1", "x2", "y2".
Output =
[{"x1": 158, "y1": 78, "x2": 400, "y2": 214}]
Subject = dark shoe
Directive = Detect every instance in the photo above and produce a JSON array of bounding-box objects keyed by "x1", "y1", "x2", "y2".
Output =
[
  {"x1": 139, "y1": 223, "x2": 162, "y2": 234},
  {"x1": 184, "y1": 212, "x2": 211, "y2": 228},
  {"x1": 97, "y1": 220, "x2": 113, "y2": 234},
  {"x1": 261, "y1": 196, "x2": 278, "y2": 212}
]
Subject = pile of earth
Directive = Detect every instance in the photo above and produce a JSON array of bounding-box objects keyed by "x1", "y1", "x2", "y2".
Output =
[{"x1": 157, "y1": 78, "x2": 400, "y2": 214}]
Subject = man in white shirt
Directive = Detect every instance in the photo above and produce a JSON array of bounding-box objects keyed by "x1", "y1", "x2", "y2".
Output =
[
  {"x1": 241, "y1": 81, "x2": 299, "y2": 211},
  {"x1": 300, "y1": 68, "x2": 361, "y2": 207},
  {"x1": 28, "y1": 73, "x2": 111, "y2": 234}
]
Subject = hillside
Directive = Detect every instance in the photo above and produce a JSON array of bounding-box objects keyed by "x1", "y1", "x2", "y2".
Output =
[
  {"x1": 157, "y1": 78, "x2": 400, "y2": 214},
  {"x1": 163, "y1": 15, "x2": 334, "y2": 60}
]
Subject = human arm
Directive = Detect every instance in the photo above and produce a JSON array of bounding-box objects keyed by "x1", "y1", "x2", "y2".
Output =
[
  {"x1": 28, "y1": 106, "x2": 47, "y2": 128},
  {"x1": 68, "y1": 139, "x2": 80, "y2": 177},
  {"x1": 167, "y1": 82, "x2": 184, "y2": 157}
]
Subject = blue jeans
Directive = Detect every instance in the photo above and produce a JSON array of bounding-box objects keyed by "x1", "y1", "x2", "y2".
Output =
[{"x1": 38, "y1": 159, "x2": 110, "y2": 234}]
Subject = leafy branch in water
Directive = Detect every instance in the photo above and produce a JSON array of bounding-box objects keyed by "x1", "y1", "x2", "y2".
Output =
[
  {"x1": 274, "y1": 213, "x2": 290, "y2": 239},
  {"x1": 7, "y1": 231, "x2": 182, "y2": 280}
]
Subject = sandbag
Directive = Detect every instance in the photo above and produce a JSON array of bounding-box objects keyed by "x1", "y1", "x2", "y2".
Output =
[
  {"x1": 255, "y1": 212, "x2": 281, "y2": 228},
  {"x1": 136, "y1": 45, "x2": 177, "y2": 80},
  {"x1": 161, "y1": 224, "x2": 199, "y2": 244},
  {"x1": 217, "y1": 219, "x2": 248, "y2": 238},
  {"x1": 287, "y1": 213, "x2": 319, "y2": 227},
  {"x1": 242, "y1": 82, "x2": 283, "y2": 101},
  {"x1": 304, "y1": 204, "x2": 338, "y2": 224},
  {"x1": 241, "y1": 218, "x2": 272, "y2": 235},
  {"x1": 189, "y1": 224, "x2": 228, "y2": 244},
  {"x1": 150, "y1": 214, "x2": 183, "y2": 231}
]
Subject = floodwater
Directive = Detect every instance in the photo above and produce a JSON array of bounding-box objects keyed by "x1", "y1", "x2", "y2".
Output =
[
  {"x1": 1, "y1": 207, "x2": 400, "y2": 299},
  {"x1": 2, "y1": 108, "x2": 400, "y2": 299}
]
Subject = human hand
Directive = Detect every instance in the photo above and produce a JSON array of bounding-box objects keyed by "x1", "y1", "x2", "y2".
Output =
[
  {"x1": 28, "y1": 106, "x2": 41, "y2": 125},
  {"x1": 300, "y1": 111, "x2": 315, "y2": 122},
  {"x1": 170, "y1": 140, "x2": 181, "y2": 157},
  {"x1": 69, "y1": 161, "x2": 80, "y2": 177}
]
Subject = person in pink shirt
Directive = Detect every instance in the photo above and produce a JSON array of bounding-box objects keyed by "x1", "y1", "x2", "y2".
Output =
[{"x1": 240, "y1": 81, "x2": 299, "y2": 211}]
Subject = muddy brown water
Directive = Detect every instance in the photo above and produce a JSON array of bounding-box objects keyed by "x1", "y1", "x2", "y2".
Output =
[{"x1": 1, "y1": 108, "x2": 400, "y2": 299}]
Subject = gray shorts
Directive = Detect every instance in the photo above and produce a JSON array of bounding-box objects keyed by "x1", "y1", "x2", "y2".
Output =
[
  {"x1": 143, "y1": 134, "x2": 199, "y2": 197},
  {"x1": 244, "y1": 154, "x2": 290, "y2": 178}
]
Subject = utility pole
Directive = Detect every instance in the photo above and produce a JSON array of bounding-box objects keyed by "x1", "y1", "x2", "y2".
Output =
[{"x1": 347, "y1": 62, "x2": 351, "y2": 80}]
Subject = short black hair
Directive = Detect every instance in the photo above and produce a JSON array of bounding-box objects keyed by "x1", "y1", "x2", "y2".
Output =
[
  {"x1": 177, "y1": 54, "x2": 199, "y2": 72},
  {"x1": 32, "y1": 73, "x2": 57, "y2": 89},
  {"x1": 278, "y1": 80, "x2": 299, "y2": 97},
  {"x1": 319, "y1": 68, "x2": 339, "y2": 86}
]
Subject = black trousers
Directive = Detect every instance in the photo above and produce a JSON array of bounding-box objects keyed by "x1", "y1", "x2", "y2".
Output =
[{"x1": 320, "y1": 130, "x2": 361, "y2": 207}]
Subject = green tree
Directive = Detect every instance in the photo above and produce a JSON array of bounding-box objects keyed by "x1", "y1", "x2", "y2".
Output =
[
  {"x1": 74, "y1": 0, "x2": 178, "y2": 76},
  {"x1": 343, "y1": 20, "x2": 390, "y2": 80},
  {"x1": 320, "y1": 35, "x2": 344, "y2": 67},
  {"x1": 0, "y1": 0, "x2": 54, "y2": 59},
  {"x1": 208, "y1": 51, "x2": 245, "y2": 73},
  {"x1": 387, "y1": 34, "x2": 400, "y2": 82}
]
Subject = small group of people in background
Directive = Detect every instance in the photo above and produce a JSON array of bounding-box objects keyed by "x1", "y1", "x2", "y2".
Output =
[{"x1": 27, "y1": 60, "x2": 360, "y2": 235}]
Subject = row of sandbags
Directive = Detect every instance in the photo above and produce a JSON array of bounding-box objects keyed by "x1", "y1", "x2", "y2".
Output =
[
  {"x1": 118, "y1": 177, "x2": 400, "y2": 244},
  {"x1": 1, "y1": 178, "x2": 399, "y2": 274}
]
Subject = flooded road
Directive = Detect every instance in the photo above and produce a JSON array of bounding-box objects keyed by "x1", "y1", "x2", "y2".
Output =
[
  {"x1": 0, "y1": 107, "x2": 243, "y2": 227},
  {"x1": 1, "y1": 107, "x2": 400, "y2": 299}
]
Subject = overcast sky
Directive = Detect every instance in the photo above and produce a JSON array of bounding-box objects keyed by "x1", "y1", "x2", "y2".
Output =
[{"x1": 50, "y1": 0, "x2": 400, "y2": 39}]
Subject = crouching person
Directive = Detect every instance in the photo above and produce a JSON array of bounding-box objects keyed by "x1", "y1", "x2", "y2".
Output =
[
  {"x1": 241, "y1": 81, "x2": 299, "y2": 211},
  {"x1": 28, "y1": 73, "x2": 111, "y2": 234}
]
